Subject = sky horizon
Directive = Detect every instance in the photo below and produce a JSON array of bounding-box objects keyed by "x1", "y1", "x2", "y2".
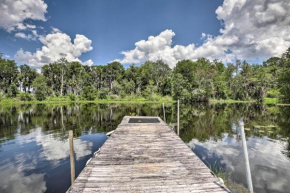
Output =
[{"x1": 0, "y1": 0, "x2": 290, "y2": 68}]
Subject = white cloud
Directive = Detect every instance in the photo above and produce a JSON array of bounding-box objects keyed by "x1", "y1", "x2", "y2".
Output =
[
  {"x1": 15, "y1": 32, "x2": 93, "y2": 67},
  {"x1": 51, "y1": 27, "x2": 61, "y2": 33},
  {"x1": 15, "y1": 32, "x2": 29, "y2": 39},
  {"x1": 187, "y1": 132, "x2": 290, "y2": 192},
  {"x1": 120, "y1": 0, "x2": 290, "y2": 67},
  {"x1": 0, "y1": 164, "x2": 46, "y2": 193},
  {"x1": 109, "y1": 59, "x2": 121, "y2": 63},
  {"x1": 16, "y1": 127, "x2": 93, "y2": 161},
  {"x1": 0, "y1": 0, "x2": 47, "y2": 32},
  {"x1": 15, "y1": 30, "x2": 39, "y2": 41},
  {"x1": 83, "y1": 59, "x2": 94, "y2": 66}
]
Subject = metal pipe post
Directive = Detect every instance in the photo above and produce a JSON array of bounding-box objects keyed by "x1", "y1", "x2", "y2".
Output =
[{"x1": 239, "y1": 119, "x2": 254, "y2": 193}]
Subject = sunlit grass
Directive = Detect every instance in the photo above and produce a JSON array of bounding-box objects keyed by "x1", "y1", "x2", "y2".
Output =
[{"x1": 263, "y1": 97, "x2": 279, "y2": 104}]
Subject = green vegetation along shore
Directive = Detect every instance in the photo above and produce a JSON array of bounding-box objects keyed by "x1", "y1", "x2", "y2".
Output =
[
  {"x1": 1, "y1": 48, "x2": 290, "y2": 104},
  {"x1": 1, "y1": 96, "x2": 287, "y2": 106}
]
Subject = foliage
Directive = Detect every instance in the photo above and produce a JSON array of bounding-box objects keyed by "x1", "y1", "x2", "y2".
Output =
[
  {"x1": 7, "y1": 83, "x2": 18, "y2": 98},
  {"x1": 0, "y1": 56, "x2": 18, "y2": 94},
  {"x1": 1, "y1": 48, "x2": 290, "y2": 103},
  {"x1": 20, "y1": 92, "x2": 33, "y2": 101},
  {"x1": 32, "y1": 75, "x2": 50, "y2": 101},
  {"x1": 98, "y1": 88, "x2": 109, "y2": 99},
  {"x1": 68, "y1": 94, "x2": 77, "y2": 101},
  {"x1": 82, "y1": 86, "x2": 97, "y2": 100}
]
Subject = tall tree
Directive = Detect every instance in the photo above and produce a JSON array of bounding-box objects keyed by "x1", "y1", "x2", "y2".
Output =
[
  {"x1": 19, "y1": 64, "x2": 37, "y2": 92},
  {"x1": 0, "y1": 55, "x2": 19, "y2": 95}
]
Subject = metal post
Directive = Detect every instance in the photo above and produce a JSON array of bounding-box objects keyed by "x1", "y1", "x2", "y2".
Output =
[
  {"x1": 163, "y1": 102, "x2": 166, "y2": 122},
  {"x1": 239, "y1": 119, "x2": 254, "y2": 193},
  {"x1": 69, "y1": 130, "x2": 75, "y2": 184},
  {"x1": 177, "y1": 100, "x2": 179, "y2": 136}
]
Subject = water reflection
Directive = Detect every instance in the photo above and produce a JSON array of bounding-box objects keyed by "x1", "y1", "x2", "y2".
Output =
[
  {"x1": 0, "y1": 164, "x2": 46, "y2": 193},
  {"x1": 0, "y1": 103, "x2": 289, "y2": 193}
]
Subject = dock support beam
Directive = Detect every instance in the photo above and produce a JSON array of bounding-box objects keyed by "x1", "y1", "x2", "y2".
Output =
[
  {"x1": 69, "y1": 130, "x2": 75, "y2": 184},
  {"x1": 163, "y1": 102, "x2": 166, "y2": 123},
  {"x1": 177, "y1": 100, "x2": 180, "y2": 136},
  {"x1": 239, "y1": 119, "x2": 254, "y2": 193}
]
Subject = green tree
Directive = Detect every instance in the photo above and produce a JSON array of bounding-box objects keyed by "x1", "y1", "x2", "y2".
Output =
[
  {"x1": 32, "y1": 75, "x2": 50, "y2": 101},
  {"x1": 0, "y1": 56, "x2": 19, "y2": 95},
  {"x1": 7, "y1": 83, "x2": 18, "y2": 98},
  {"x1": 19, "y1": 64, "x2": 37, "y2": 92}
]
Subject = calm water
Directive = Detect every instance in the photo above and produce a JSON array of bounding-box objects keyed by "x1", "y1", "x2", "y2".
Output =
[{"x1": 0, "y1": 103, "x2": 289, "y2": 193}]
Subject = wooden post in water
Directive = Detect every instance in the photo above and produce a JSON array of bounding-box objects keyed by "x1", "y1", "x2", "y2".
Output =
[
  {"x1": 69, "y1": 130, "x2": 75, "y2": 184},
  {"x1": 239, "y1": 119, "x2": 254, "y2": 193},
  {"x1": 162, "y1": 102, "x2": 166, "y2": 123},
  {"x1": 177, "y1": 100, "x2": 180, "y2": 136}
]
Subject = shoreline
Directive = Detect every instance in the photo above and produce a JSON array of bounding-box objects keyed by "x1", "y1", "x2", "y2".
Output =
[{"x1": 0, "y1": 98, "x2": 289, "y2": 106}]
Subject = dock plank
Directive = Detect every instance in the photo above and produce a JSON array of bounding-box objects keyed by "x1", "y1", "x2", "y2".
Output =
[{"x1": 67, "y1": 116, "x2": 230, "y2": 193}]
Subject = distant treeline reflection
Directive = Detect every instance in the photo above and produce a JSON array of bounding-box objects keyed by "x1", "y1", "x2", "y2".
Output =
[{"x1": 0, "y1": 103, "x2": 289, "y2": 156}]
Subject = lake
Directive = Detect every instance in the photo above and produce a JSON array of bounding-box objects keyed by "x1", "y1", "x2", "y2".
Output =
[{"x1": 0, "y1": 103, "x2": 289, "y2": 193}]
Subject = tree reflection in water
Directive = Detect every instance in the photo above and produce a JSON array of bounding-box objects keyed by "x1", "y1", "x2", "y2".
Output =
[{"x1": 0, "y1": 103, "x2": 289, "y2": 193}]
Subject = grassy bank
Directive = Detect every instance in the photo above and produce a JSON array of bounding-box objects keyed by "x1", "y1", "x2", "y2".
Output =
[
  {"x1": 209, "y1": 99, "x2": 256, "y2": 104},
  {"x1": 0, "y1": 97, "x2": 287, "y2": 105},
  {"x1": 0, "y1": 97, "x2": 175, "y2": 105},
  {"x1": 210, "y1": 98, "x2": 289, "y2": 105}
]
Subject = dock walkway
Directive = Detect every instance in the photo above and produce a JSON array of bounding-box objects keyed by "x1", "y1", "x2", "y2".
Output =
[{"x1": 67, "y1": 116, "x2": 230, "y2": 192}]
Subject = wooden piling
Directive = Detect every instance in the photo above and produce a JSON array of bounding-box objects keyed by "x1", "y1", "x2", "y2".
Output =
[
  {"x1": 69, "y1": 130, "x2": 75, "y2": 184},
  {"x1": 177, "y1": 99, "x2": 180, "y2": 136},
  {"x1": 162, "y1": 102, "x2": 166, "y2": 122}
]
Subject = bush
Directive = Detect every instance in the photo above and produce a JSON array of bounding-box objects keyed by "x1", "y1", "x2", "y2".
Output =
[
  {"x1": 98, "y1": 88, "x2": 109, "y2": 99},
  {"x1": 82, "y1": 86, "x2": 97, "y2": 100},
  {"x1": 35, "y1": 88, "x2": 47, "y2": 101},
  {"x1": 266, "y1": 89, "x2": 280, "y2": 98},
  {"x1": 7, "y1": 83, "x2": 18, "y2": 98},
  {"x1": 109, "y1": 94, "x2": 120, "y2": 100},
  {"x1": 150, "y1": 93, "x2": 162, "y2": 101},
  {"x1": 20, "y1": 92, "x2": 33, "y2": 101},
  {"x1": 68, "y1": 94, "x2": 77, "y2": 101},
  {"x1": 162, "y1": 95, "x2": 172, "y2": 101},
  {"x1": 191, "y1": 89, "x2": 209, "y2": 102}
]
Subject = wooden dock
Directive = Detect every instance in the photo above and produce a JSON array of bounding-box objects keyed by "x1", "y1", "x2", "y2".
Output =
[{"x1": 67, "y1": 116, "x2": 230, "y2": 192}]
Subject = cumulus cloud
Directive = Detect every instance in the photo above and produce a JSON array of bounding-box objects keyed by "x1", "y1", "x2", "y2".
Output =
[
  {"x1": 83, "y1": 59, "x2": 94, "y2": 66},
  {"x1": 15, "y1": 32, "x2": 93, "y2": 67},
  {"x1": 120, "y1": 0, "x2": 290, "y2": 67},
  {"x1": 0, "y1": 0, "x2": 47, "y2": 32}
]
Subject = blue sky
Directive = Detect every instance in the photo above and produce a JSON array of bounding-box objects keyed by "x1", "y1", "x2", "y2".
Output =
[{"x1": 0, "y1": 0, "x2": 289, "y2": 68}]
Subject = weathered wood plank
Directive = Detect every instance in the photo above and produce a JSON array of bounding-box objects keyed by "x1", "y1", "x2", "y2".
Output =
[{"x1": 67, "y1": 116, "x2": 230, "y2": 193}]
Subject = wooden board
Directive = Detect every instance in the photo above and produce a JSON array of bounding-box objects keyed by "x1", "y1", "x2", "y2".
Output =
[{"x1": 67, "y1": 116, "x2": 230, "y2": 193}]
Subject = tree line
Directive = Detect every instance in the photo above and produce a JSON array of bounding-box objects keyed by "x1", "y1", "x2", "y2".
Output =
[{"x1": 0, "y1": 48, "x2": 290, "y2": 103}]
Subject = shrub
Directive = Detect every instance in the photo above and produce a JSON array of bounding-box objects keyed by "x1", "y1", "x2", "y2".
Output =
[
  {"x1": 20, "y1": 92, "x2": 33, "y2": 101},
  {"x1": 98, "y1": 88, "x2": 109, "y2": 99},
  {"x1": 7, "y1": 83, "x2": 18, "y2": 98},
  {"x1": 68, "y1": 94, "x2": 77, "y2": 101},
  {"x1": 266, "y1": 89, "x2": 280, "y2": 98},
  {"x1": 82, "y1": 86, "x2": 97, "y2": 100},
  {"x1": 191, "y1": 89, "x2": 209, "y2": 102},
  {"x1": 162, "y1": 95, "x2": 172, "y2": 101},
  {"x1": 109, "y1": 94, "x2": 120, "y2": 100},
  {"x1": 35, "y1": 89, "x2": 47, "y2": 101}
]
